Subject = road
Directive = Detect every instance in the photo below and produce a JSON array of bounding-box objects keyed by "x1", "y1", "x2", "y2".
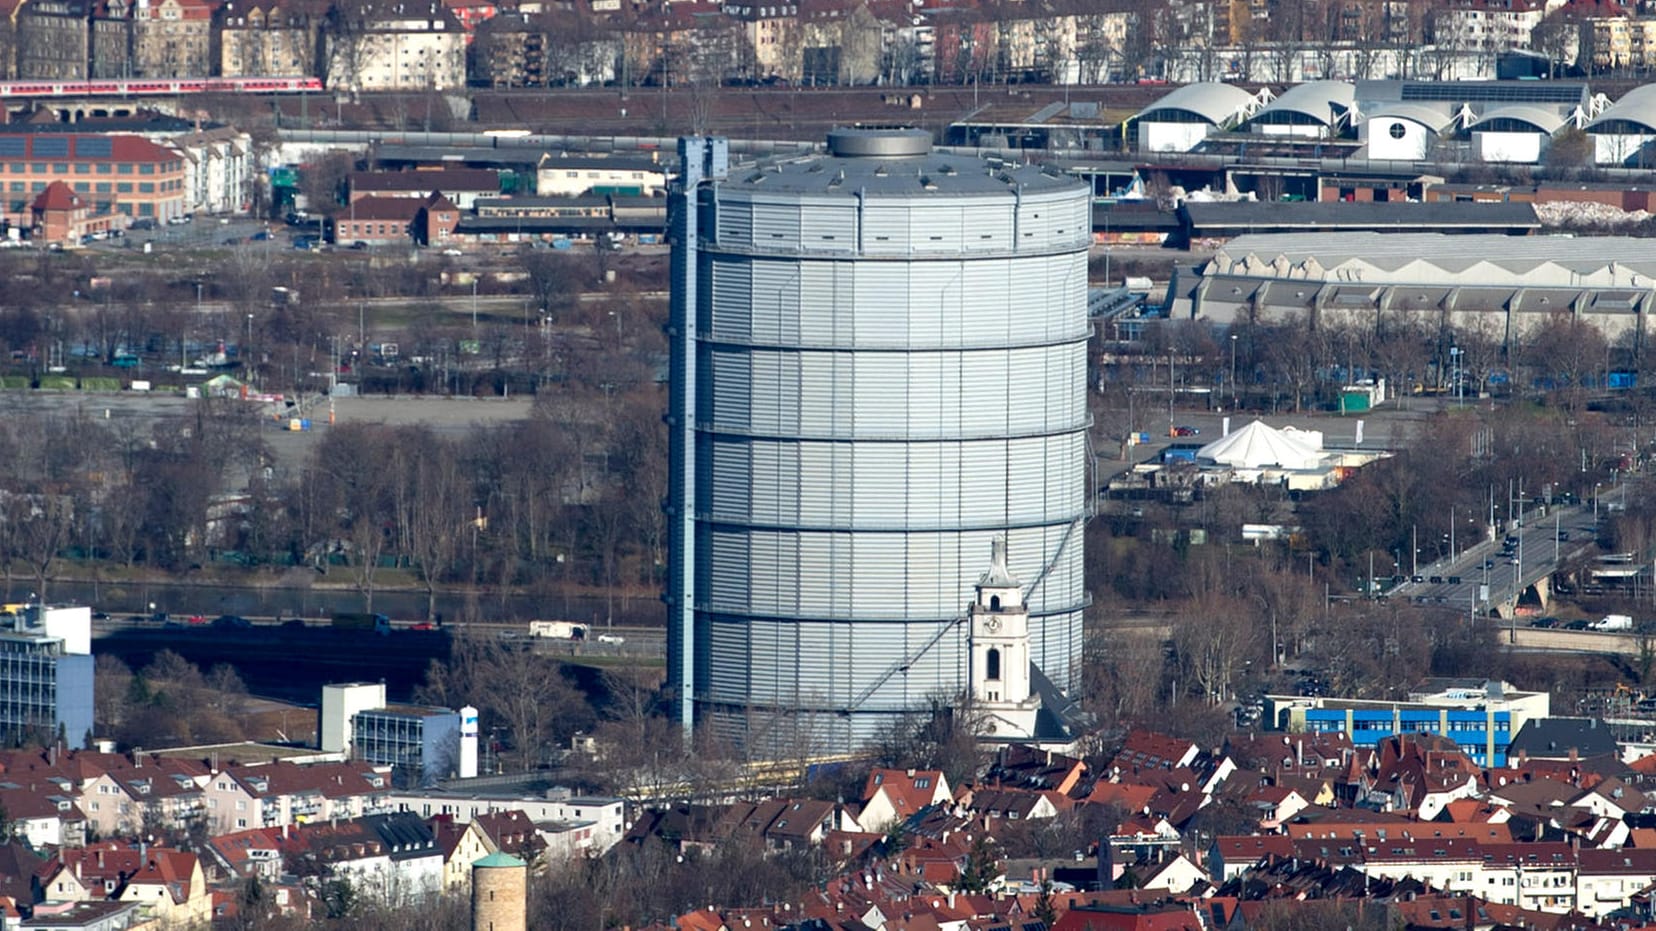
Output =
[{"x1": 1388, "y1": 503, "x2": 1601, "y2": 612}]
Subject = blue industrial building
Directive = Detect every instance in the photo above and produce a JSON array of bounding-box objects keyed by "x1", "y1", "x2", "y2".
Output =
[{"x1": 1269, "y1": 679, "x2": 1549, "y2": 768}]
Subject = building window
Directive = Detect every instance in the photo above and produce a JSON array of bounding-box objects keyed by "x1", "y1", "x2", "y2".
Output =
[
  {"x1": 986, "y1": 647, "x2": 1001, "y2": 681},
  {"x1": 118, "y1": 164, "x2": 133, "y2": 174},
  {"x1": 117, "y1": 183, "x2": 132, "y2": 193},
  {"x1": 74, "y1": 163, "x2": 89, "y2": 174}
]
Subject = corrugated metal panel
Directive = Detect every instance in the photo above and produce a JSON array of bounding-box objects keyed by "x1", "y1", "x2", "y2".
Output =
[
  {"x1": 709, "y1": 349, "x2": 751, "y2": 430},
  {"x1": 961, "y1": 264, "x2": 1010, "y2": 340},
  {"x1": 706, "y1": 530, "x2": 751, "y2": 612},
  {"x1": 798, "y1": 352, "x2": 842, "y2": 435},
  {"x1": 851, "y1": 354, "x2": 905, "y2": 434},
  {"x1": 959, "y1": 351, "x2": 1010, "y2": 429},
  {"x1": 905, "y1": 533, "x2": 944, "y2": 616},
  {"x1": 798, "y1": 263, "x2": 850, "y2": 345},
  {"x1": 909, "y1": 204, "x2": 964, "y2": 253},
  {"x1": 751, "y1": 261, "x2": 800, "y2": 344},
  {"x1": 705, "y1": 617, "x2": 751, "y2": 701},
  {"x1": 797, "y1": 533, "x2": 834, "y2": 615},
  {"x1": 751, "y1": 201, "x2": 800, "y2": 250},
  {"x1": 958, "y1": 440, "x2": 1007, "y2": 517},
  {"x1": 714, "y1": 200, "x2": 753, "y2": 246},
  {"x1": 905, "y1": 444, "x2": 944, "y2": 527},
  {"x1": 906, "y1": 354, "x2": 942, "y2": 438},
  {"x1": 798, "y1": 200, "x2": 856, "y2": 253},
  {"x1": 961, "y1": 201, "x2": 1014, "y2": 254},
  {"x1": 749, "y1": 351, "x2": 799, "y2": 435},
  {"x1": 852, "y1": 444, "x2": 905, "y2": 524},
  {"x1": 709, "y1": 261, "x2": 752, "y2": 341},
  {"x1": 1007, "y1": 346, "x2": 1050, "y2": 435},
  {"x1": 708, "y1": 439, "x2": 751, "y2": 521},
  {"x1": 853, "y1": 264, "x2": 907, "y2": 345},
  {"x1": 861, "y1": 203, "x2": 910, "y2": 255},
  {"x1": 749, "y1": 440, "x2": 797, "y2": 526}
]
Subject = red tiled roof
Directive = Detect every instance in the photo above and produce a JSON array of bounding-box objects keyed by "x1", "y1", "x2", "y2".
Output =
[{"x1": 31, "y1": 181, "x2": 81, "y2": 212}]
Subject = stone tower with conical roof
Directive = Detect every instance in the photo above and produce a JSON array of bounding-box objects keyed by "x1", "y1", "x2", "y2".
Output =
[{"x1": 471, "y1": 850, "x2": 526, "y2": 931}]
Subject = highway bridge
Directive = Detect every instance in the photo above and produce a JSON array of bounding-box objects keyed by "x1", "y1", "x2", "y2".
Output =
[{"x1": 1388, "y1": 503, "x2": 1601, "y2": 618}]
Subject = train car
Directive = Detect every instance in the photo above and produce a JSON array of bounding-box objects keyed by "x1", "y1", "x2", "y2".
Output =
[{"x1": 0, "y1": 76, "x2": 323, "y2": 98}]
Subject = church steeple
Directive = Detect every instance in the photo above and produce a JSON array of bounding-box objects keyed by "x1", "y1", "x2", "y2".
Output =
[{"x1": 969, "y1": 536, "x2": 1039, "y2": 739}]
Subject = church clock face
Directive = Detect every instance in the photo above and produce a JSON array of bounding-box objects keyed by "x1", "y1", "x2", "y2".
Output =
[{"x1": 984, "y1": 616, "x2": 1001, "y2": 633}]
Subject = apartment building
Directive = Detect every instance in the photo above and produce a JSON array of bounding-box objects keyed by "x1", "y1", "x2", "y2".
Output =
[
  {"x1": 0, "y1": 133, "x2": 188, "y2": 231},
  {"x1": 217, "y1": 0, "x2": 327, "y2": 77}
]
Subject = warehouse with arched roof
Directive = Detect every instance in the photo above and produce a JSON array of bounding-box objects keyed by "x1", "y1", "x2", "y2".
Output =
[
  {"x1": 1133, "y1": 82, "x2": 1261, "y2": 153},
  {"x1": 1362, "y1": 104, "x2": 1459, "y2": 160},
  {"x1": 1244, "y1": 81, "x2": 1356, "y2": 139},
  {"x1": 1470, "y1": 106, "x2": 1568, "y2": 163},
  {"x1": 1587, "y1": 84, "x2": 1656, "y2": 165}
]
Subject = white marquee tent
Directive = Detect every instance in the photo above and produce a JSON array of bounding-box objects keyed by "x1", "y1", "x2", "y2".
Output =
[{"x1": 1197, "y1": 420, "x2": 1325, "y2": 470}]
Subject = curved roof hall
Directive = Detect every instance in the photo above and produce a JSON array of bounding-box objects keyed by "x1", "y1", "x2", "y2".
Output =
[
  {"x1": 1587, "y1": 84, "x2": 1656, "y2": 133},
  {"x1": 1470, "y1": 105, "x2": 1566, "y2": 134},
  {"x1": 1249, "y1": 80, "x2": 1356, "y2": 126},
  {"x1": 1135, "y1": 82, "x2": 1257, "y2": 126},
  {"x1": 1363, "y1": 104, "x2": 1458, "y2": 133}
]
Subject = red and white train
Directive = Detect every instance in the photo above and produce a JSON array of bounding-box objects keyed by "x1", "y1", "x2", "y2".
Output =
[{"x1": 0, "y1": 76, "x2": 323, "y2": 99}]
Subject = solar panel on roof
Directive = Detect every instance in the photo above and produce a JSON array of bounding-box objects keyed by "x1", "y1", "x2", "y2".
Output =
[
  {"x1": 32, "y1": 138, "x2": 67, "y2": 157},
  {"x1": 1069, "y1": 102, "x2": 1099, "y2": 119},
  {"x1": 1400, "y1": 82, "x2": 1582, "y2": 104},
  {"x1": 74, "y1": 137, "x2": 111, "y2": 158},
  {"x1": 0, "y1": 139, "x2": 23, "y2": 157}
]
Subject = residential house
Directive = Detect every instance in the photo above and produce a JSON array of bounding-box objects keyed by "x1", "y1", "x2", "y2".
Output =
[
  {"x1": 205, "y1": 826, "x2": 286, "y2": 880},
  {"x1": 1209, "y1": 835, "x2": 1293, "y2": 881},
  {"x1": 984, "y1": 745, "x2": 1088, "y2": 795},
  {"x1": 166, "y1": 126, "x2": 255, "y2": 216},
  {"x1": 471, "y1": 9, "x2": 620, "y2": 87},
  {"x1": 470, "y1": 811, "x2": 544, "y2": 864},
  {"x1": 1577, "y1": 847, "x2": 1656, "y2": 918},
  {"x1": 201, "y1": 761, "x2": 391, "y2": 834},
  {"x1": 0, "y1": 783, "x2": 86, "y2": 849},
  {"x1": 18, "y1": 0, "x2": 91, "y2": 79},
  {"x1": 1247, "y1": 785, "x2": 1309, "y2": 831},
  {"x1": 132, "y1": 0, "x2": 215, "y2": 77},
  {"x1": 216, "y1": 0, "x2": 326, "y2": 78},
  {"x1": 961, "y1": 788, "x2": 1059, "y2": 823},
  {"x1": 385, "y1": 792, "x2": 622, "y2": 857},
  {"x1": 326, "y1": 0, "x2": 467, "y2": 91},
  {"x1": 36, "y1": 843, "x2": 210, "y2": 929},
  {"x1": 859, "y1": 769, "x2": 952, "y2": 832},
  {"x1": 89, "y1": 0, "x2": 136, "y2": 79},
  {"x1": 1113, "y1": 730, "x2": 1200, "y2": 773},
  {"x1": 1136, "y1": 853, "x2": 1208, "y2": 895},
  {"x1": 430, "y1": 816, "x2": 492, "y2": 892},
  {"x1": 281, "y1": 812, "x2": 442, "y2": 908}
]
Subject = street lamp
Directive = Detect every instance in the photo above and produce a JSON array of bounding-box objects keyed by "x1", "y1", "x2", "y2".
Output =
[
  {"x1": 1449, "y1": 346, "x2": 1462, "y2": 408},
  {"x1": 1230, "y1": 333, "x2": 1238, "y2": 408},
  {"x1": 245, "y1": 313, "x2": 254, "y2": 381}
]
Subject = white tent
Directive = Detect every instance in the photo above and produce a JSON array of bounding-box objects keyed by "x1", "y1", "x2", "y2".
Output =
[{"x1": 1197, "y1": 420, "x2": 1325, "y2": 470}]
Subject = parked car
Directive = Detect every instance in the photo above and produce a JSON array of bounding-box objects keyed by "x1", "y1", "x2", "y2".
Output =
[
  {"x1": 410, "y1": 621, "x2": 436, "y2": 631},
  {"x1": 1448, "y1": 576, "x2": 1462, "y2": 584},
  {"x1": 211, "y1": 614, "x2": 251, "y2": 630},
  {"x1": 1532, "y1": 617, "x2": 1559, "y2": 628},
  {"x1": 1172, "y1": 425, "x2": 1200, "y2": 437},
  {"x1": 1565, "y1": 620, "x2": 1592, "y2": 630},
  {"x1": 597, "y1": 633, "x2": 626, "y2": 644},
  {"x1": 1429, "y1": 576, "x2": 1443, "y2": 584}
]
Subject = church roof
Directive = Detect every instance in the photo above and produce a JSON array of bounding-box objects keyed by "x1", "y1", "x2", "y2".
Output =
[{"x1": 978, "y1": 536, "x2": 1020, "y2": 589}]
